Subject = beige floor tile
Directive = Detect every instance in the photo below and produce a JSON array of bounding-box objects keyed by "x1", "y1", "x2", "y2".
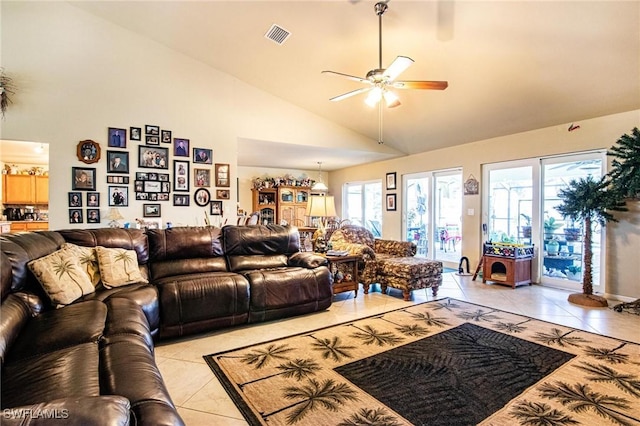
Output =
[
  {"x1": 156, "y1": 358, "x2": 215, "y2": 406},
  {"x1": 177, "y1": 407, "x2": 248, "y2": 426}
]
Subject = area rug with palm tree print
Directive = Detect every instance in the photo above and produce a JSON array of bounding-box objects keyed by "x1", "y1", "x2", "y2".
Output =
[{"x1": 203, "y1": 298, "x2": 640, "y2": 426}]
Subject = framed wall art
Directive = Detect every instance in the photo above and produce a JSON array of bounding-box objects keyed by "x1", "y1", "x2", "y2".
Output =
[
  {"x1": 107, "y1": 175, "x2": 129, "y2": 184},
  {"x1": 386, "y1": 172, "x2": 397, "y2": 190},
  {"x1": 386, "y1": 193, "x2": 397, "y2": 211},
  {"x1": 145, "y1": 125, "x2": 160, "y2": 136},
  {"x1": 107, "y1": 151, "x2": 129, "y2": 173},
  {"x1": 138, "y1": 146, "x2": 169, "y2": 169},
  {"x1": 108, "y1": 127, "x2": 127, "y2": 148},
  {"x1": 161, "y1": 130, "x2": 172, "y2": 144},
  {"x1": 68, "y1": 192, "x2": 82, "y2": 207},
  {"x1": 143, "y1": 204, "x2": 161, "y2": 218},
  {"x1": 216, "y1": 189, "x2": 230, "y2": 200},
  {"x1": 77, "y1": 140, "x2": 101, "y2": 164},
  {"x1": 108, "y1": 186, "x2": 129, "y2": 207},
  {"x1": 173, "y1": 194, "x2": 190, "y2": 206},
  {"x1": 210, "y1": 200, "x2": 223, "y2": 216},
  {"x1": 87, "y1": 192, "x2": 100, "y2": 207},
  {"x1": 72, "y1": 167, "x2": 96, "y2": 191},
  {"x1": 174, "y1": 138, "x2": 189, "y2": 157},
  {"x1": 193, "y1": 148, "x2": 212, "y2": 164},
  {"x1": 130, "y1": 127, "x2": 141, "y2": 141},
  {"x1": 215, "y1": 163, "x2": 230, "y2": 187},
  {"x1": 173, "y1": 160, "x2": 190, "y2": 192},
  {"x1": 146, "y1": 135, "x2": 160, "y2": 145},
  {"x1": 194, "y1": 168, "x2": 211, "y2": 187},
  {"x1": 69, "y1": 209, "x2": 83, "y2": 224},
  {"x1": 87, "y1": 209, "x2": 100, "y2": 223},
  {"x1": 194, "y1": 188, "x2": 210, "y2": 207}
]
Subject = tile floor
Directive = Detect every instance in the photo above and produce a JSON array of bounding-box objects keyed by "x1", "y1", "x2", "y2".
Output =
[{"x1": 155, "y1": 273, "x2": 640, "y2": 425}]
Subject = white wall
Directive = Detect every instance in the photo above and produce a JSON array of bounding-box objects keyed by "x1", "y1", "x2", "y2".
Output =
[
  {"x1": 330, "y1": 110, "x2": 640, "y2": 299},
  {"x1": 0, "y1": 1, "x2": 364, "y2": 229}
]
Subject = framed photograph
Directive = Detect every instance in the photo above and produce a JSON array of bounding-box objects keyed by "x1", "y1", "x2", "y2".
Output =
[
  {"x1": 194, "y1": 188, "x2": 210, "y2": 207},
  {"x1": 130, "y1": 127, "x2": 141, "y2": 141},
  {"x1": 143, "y1": 204, "x2": 161, "y2": 218},
  {"x1": 138, "y1": 146, "x2": 169, "y2": 169},
  {"x1": 108, "y1": 127, "x2": 127, "y2": 148},
  {"x1": 158, "y1": 173, "x2": 169, "y2": 182},
  {"x1": 107, "y1": 151, "x2": 129, "y2": 173},
  {"x1": 136, "y1": 172, "x2": 148, "y2": 180},
  {"x1": 72, "y1": 167, "x2": 96, "y2": 191},
  {"x1": 146, "y1": 135, "x2": 160, "y2": 145},
  {"x1": 161, "y1": 130, "x2": 172, "y2": 144},
  {"x1": 174, "y1": 138, "x2": 190, "y2": 157},
  {"x1": 210, "y1": 200, "x2": 223, "y2": 216},
  {"x1": 157, "y1": 193, "x2": 169, "y2": 201},
  {"x1": 77, "y1": 140, "x2": 101, "y2": 164},
  {"x1": 193, "y1": 148, "x2": 212, "y2": 164},
  {"x1": 68, "y1": 192, "x2": 82, "y2": 207},
  {"x1": 69, "y1": 209, "x2": 83, "y2": 224},
  {"x1": 216, "y1": 189, "x2": 230, "y2": 200},
  {"x1": 87, "y1": 192, "x2": 100, "y2": 207},
  {"x1": 108, "y1": 186, "x2": 129, "y2": 207},
  {"x1": 136, "y1": 192, "x2": 149, "y2": 201},
  {"x1": 144, "y1": 181, "x2": 162, "y2": 193},
  {"x1": 147, "y1": 172, "x2": 158, "y2": 181},
  {"x1": 145, "y1": 125, "x2": 160, "y2": 136},
  {"x1": 107, "y1": 175, "x2": 129, "y2": 184},
  {"x1": 173, "y1": 160, "x2": 190, "y2": 192},
  {"x1": 386, "y1": 193, "x2": 397, "y2": 211},
  {"x1": 87, "y1": 209, "x2": 100, "y2": 224},
  {"x1": 194, "y1": 168, "x2": 211, "y2": 187},
  {"x1": 215, "y1": 163, "x2": 230, "y2": 187},
  {"x1": 386, "y1": 172, "x2": 397, "y2": 190},
  {"x1": 161, "y1": 182, "x2": 170, "y2": 193},
  {"x1": 173, "y1": 194, "x2": 190, "y2": 206}
]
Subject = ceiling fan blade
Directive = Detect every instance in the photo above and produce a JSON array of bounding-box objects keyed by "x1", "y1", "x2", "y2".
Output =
[
  {"x1": 383, "y1": 56, "x2": 414, "y2": 81},
  {"x1": 321, "y1": 70, "x2": 370, "y2": 85},
  {"x1": 329, "y1": 87, "x2": 371, "y2": 102},
  {"x1": 392, "y1": 80, "x2": 449, "y2": 90}
]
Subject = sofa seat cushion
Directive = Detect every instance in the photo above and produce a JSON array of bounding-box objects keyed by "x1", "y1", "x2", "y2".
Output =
[
  {"x1": 100, "y1": 336, "x2": 184, "y2": 426},
  {"x1": 1, "y1": 343, "x2": 100, "y2": 409},
  {"x1": 80, "y1": 284, "x2": 160, "y2": 335},
  {"x1": 0, "y1": 293, "x2": 32, "y2": 367},
  {"x1": 5, "y1": 300, "x2": 106, "y2": 364},
  {"x1": 375, "y1": 256, "x2": 443, "y2": 279},
  {"x1": 1, "y1": 396, "x2": 131, "y2": 426},
  {"x1": 245, "y1": 266, "x2": 333, "y2": 322},
  {"x1": 155, "y1": 272, "x2": 250, "y2": 338}
]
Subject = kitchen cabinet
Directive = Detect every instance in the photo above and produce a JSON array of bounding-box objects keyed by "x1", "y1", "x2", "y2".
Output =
[
  {"x1": 10, "y1": 221, "x2": 49, "y2": 232},
  {"x1": 2, "y1": 175, "x2": 49, "y2": 204}
]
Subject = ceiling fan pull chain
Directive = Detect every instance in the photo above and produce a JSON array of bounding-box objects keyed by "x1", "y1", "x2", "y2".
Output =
[{"x1": 378, "y1": 102, "x2": 384, "y2": 144}]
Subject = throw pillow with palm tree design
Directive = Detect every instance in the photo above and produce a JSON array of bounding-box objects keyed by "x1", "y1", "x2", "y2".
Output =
[{"x1": 95, "y1": 246, "x2": 148, "y2": 288}]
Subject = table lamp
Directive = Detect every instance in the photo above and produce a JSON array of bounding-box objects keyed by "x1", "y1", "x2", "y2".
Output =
[
  {"x1": 106, "y1": 208, "x2": 124, "y2": 228},
  {"x1": 306, "y1": 195, "x2": 337, "y2": 252}
]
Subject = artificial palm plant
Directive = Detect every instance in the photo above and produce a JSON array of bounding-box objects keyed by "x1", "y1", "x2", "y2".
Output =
[
  {"x1": 555, "y1": 175, "x2": 627, "y2": 307},
  {"x1": 607, "y1": 127, "x2": 640, "y2": 200}
]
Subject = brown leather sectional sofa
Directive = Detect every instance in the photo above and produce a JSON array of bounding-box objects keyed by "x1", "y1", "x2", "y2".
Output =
[{"x1": 0, "y1": 224, "x2": 332, "y2": 425}]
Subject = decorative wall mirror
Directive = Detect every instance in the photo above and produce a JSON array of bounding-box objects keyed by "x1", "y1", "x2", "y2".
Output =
[{"x1": 77, "y1": 140, "x2": 101, "y2": 164}]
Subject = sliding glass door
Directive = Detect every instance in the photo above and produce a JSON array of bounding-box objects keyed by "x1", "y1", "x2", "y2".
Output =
[
  {"x1": 343, "y1": 180, "x2": 383, "y2": 237},
  {"x1": 483, "y1": 152, "x2": 606, "y2": 291}
]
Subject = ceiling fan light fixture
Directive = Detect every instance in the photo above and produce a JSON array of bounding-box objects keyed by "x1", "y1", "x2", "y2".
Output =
[
  {"x1": 365, "y1": 87, "x2": 383, "y2": 107},
  {"x1": 383, "y1": 90, "x2": 400, "y2": 108}
]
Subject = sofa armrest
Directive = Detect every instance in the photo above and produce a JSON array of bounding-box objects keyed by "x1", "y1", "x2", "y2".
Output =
[
  {"x1": 1, "y1": 396, "x2": 130, "y2": 426},
  {"x1": 288, "y1": 252, "x2": 328, "y2": 269},
  {"x1": 374, "y1": 239, "x2": 417, "y2": 257},
  {"x1": 330, "y1": 241, "x2": 376, "y2": 261}
]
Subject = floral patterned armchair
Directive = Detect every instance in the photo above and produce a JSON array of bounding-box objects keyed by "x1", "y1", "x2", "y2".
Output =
[{"x1": 329, "y1": 225, "x2": 441, "y2": 300}]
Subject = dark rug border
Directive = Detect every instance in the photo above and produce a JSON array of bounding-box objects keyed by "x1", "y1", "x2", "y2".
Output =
[{"x1": 202, "y1": 297, "x2": 637, "y2": 426}]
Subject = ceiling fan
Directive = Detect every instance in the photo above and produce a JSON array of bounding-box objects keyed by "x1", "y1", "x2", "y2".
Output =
[{"x1": 322, "y1": 1, "x2": 448, "y2": 141}]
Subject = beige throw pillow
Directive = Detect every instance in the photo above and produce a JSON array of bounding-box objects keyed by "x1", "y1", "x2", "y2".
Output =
[
  {"x1": 95, "y1": 246, "x2": 148, "y2": 289},
  {"x1": 61, "y1": 243, "x2": 101, "y2": 287},
  {"x1": 28, "y1": 249, "x2": 95, "y2": 308}
]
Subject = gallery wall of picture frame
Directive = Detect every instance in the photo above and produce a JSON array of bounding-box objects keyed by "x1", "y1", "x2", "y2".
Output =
[{"x1": 71, "y1": 124, "x2": 234, "y2": 225}]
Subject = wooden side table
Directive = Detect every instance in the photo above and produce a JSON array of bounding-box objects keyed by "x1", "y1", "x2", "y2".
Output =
[{"x1": 325, "y1": 255, "x2": 361, "y2": 296}]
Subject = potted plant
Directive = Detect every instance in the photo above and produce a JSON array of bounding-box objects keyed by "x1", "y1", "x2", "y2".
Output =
[
  {"x1": 543, "y1": 216, "x2": 564, "y2": 241},
  {"x1": 546, "y1": 237, "x2": 560, "y2": 256},
  {"x1": 563, "y1": 220, "x2": 581, "y2": 242},
  {"x1": 520, "y1": 213, "x2": 532, "y2": 239},
  {"x1": 555, "y1": 175, "x2": 627, "y2": 307}
]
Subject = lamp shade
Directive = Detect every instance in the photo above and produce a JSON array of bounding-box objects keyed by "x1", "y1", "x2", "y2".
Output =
[
  {"x1": 305, "y1": 195, "x2": 337, "y2": 218},
  {"x1": 106, "y1": 208, "x2": 124, "y2": 220}
]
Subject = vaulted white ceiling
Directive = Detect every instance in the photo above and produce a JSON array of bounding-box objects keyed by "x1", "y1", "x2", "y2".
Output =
[{"x1": 70, "y1": 1, "x2": 640, "y2": 170}]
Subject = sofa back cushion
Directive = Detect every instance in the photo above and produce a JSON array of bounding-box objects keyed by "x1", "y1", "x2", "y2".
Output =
[
  {"x1": 223, "y1": 224, "x2": 300, "y2": 256},
  {"x1": 146, "y1": 227, "x2": 227, "y2": 280},
  {"x1": 58, "y1": 228, "x2": 149, "y2": 264}
]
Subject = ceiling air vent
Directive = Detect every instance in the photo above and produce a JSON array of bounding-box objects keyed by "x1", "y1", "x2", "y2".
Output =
[{"x1": 264, "y1": 24, "x2": 291, "y2": 45}]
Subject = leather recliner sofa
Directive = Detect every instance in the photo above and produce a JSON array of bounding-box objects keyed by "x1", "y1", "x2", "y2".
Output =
[{"x1": 0, "y1": 224, "x2": 332, "y2": 425}]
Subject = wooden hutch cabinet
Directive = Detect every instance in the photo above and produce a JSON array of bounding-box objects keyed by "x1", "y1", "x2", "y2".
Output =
[
  {"x1": 252, "y1": 185, "x2": 312, "y2": 226},
  {"x1": 2, "y1": 175, "x2": 49, "y2": 204}
]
